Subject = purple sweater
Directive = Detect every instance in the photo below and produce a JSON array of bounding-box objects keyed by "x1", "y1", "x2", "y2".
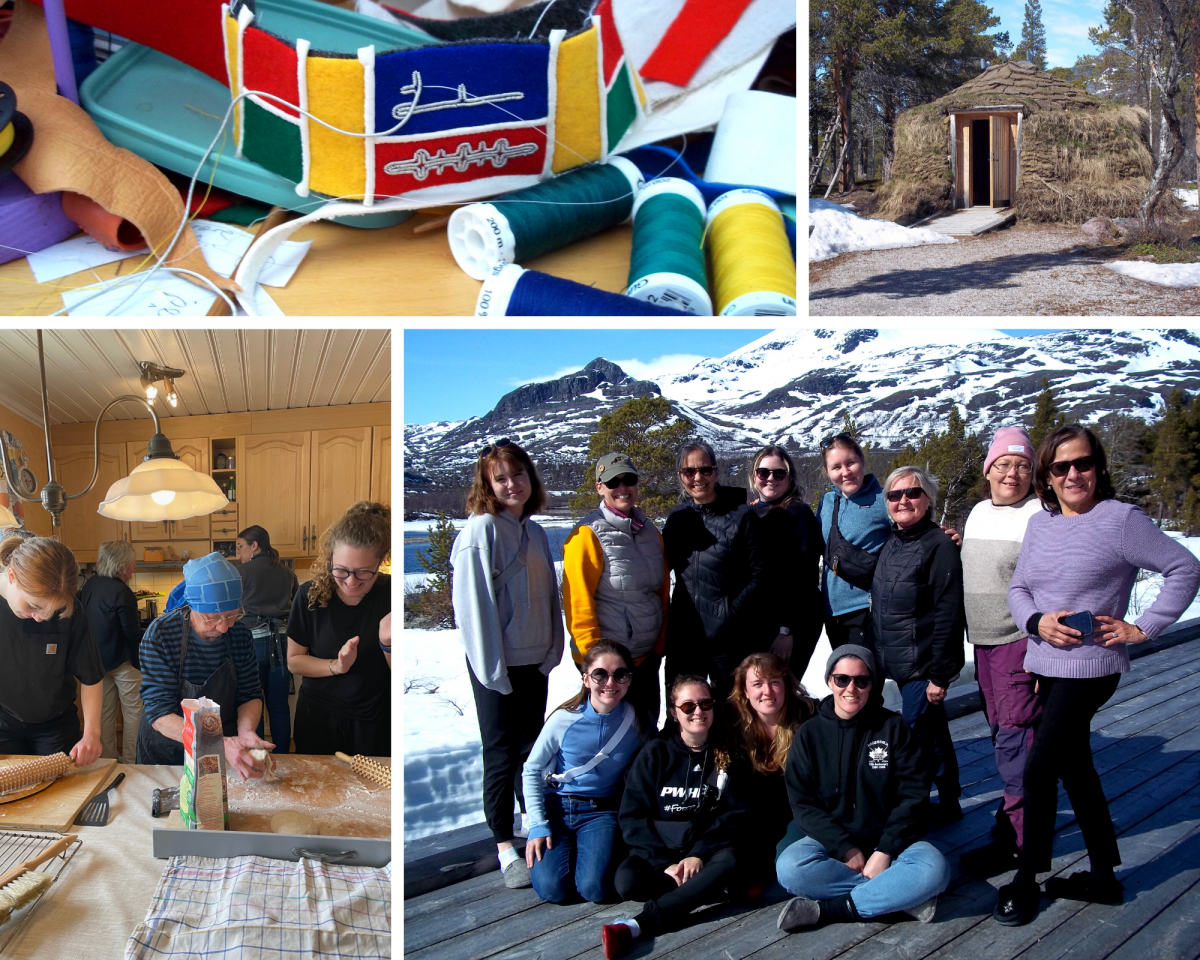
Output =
[{"x1": 1010, "y1": 499, "x2": 1200, "y2": 679}]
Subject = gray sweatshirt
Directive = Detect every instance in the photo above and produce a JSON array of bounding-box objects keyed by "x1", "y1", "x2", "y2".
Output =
[
  {"x1": 451, "y1": 510, "x2": 564, "y2": 694},
  {"x1": 961, "y1": 493, "x2": 1043, "y2": 646}
]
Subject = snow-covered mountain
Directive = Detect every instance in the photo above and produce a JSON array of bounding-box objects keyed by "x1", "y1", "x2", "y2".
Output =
[{"x1": 404, "y1": 329, "x2": 1200, "y2": 483}]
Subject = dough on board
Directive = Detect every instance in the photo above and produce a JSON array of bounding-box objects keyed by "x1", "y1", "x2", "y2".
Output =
[
  {"x1": 250, "y1": 748, "x2": 276, "y2": 780},
  {"x1": 271, "y1": 810, "x2": 318, "y2": 835}
]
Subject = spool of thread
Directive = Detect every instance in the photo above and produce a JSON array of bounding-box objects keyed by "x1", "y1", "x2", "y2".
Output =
[
  {"x1": 625, "y1": 178, "x2": 712, "y2": 316},
  {"x1": 705, "y1": 189, "x2": 797, "y2": 317},
  {"x1": 0, "y1": 81, "x2": 35, "y2": 177},
  {"x1": 0, "y1": 753, "x2": 72, "y2": 795},
  {"x1": 476, "y1": 263, "x2": 682, "y2": 317},
  {"x1": 448, "y1": 158, "x2": 644, "y2": 280}
]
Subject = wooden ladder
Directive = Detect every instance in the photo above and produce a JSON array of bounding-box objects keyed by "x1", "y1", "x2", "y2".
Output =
[{"x1": 809, "y1": 105, "x2": 841, "y2": 193}]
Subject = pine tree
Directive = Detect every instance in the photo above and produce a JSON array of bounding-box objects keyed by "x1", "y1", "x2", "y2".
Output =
[
  {"x1": 887, "y1": 405, "x2": 984, "y2": 530},
  {"x1": 416, "y1": 511, "x2": 458, "y2": 627},
  {"x1": 1029, "y1": 378, "x2": 1062, "y2": 449},
  {"x1": 1146, "y1": 389, "x2": 1198, "y2": 522},
  {"x1": 1014, "y1": 0, "x2": 1048, "y2": 71},
  {"x1": 570, "y1": 397, "x2": 695, "y2": 520}
]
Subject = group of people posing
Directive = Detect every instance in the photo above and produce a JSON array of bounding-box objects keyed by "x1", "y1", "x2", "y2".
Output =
[
  {"x1": 0, "y1": 500, "x2": 392, "y2": 780},
  {"x1": 450, "y1": 425, "x2": 1200, "y2": 954}
]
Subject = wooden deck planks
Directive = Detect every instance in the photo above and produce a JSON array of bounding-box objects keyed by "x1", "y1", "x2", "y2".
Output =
[{"x1": 405, "y1": 644, "x2": 1200, "y2": 960}]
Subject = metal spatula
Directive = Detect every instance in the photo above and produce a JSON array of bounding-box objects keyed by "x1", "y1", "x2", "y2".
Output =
[{"x1": 74, "y1": 772, "x2": 125, "y2": 827}]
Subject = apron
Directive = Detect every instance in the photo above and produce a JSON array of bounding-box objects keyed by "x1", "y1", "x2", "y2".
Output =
[{"x1": 135, "y1": 609, "x2": 240, "y2": 765}]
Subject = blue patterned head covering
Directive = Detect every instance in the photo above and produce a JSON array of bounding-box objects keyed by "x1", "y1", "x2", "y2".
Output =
[{"x1": 183, "y1": 553, "x2": 242, "y2": 613}]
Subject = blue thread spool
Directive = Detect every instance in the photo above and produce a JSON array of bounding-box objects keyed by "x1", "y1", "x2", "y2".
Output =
[
  {"x1": 448, "y1": 158, "x2": 644, "y2": 280},
  {"x1": 625, "y1": 178, "x2": 712, "y2": 316},
  {"x1": 475, "y1": 263, "x2": 681, "y2": 316}
]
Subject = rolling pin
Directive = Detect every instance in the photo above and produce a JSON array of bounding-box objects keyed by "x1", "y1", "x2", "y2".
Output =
[
  {"x1": 334, "y1": 752, "x2": 391, "y2": 788},
  {"x1": 0, "y1": 754, "x2": 73, "y2": 794}
]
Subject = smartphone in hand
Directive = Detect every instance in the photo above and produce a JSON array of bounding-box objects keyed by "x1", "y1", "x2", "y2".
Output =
[{"x1": 1058, "y1": 611, "x2": 1095, "y2": 637}]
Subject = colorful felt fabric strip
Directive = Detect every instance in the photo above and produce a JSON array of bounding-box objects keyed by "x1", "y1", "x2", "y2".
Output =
[
  {"x1": 552, "y1": 22, "x2": 603, "y2": 173},
  {"x1": 638, "y1": 0, "x2": 757, "y2": 87}
]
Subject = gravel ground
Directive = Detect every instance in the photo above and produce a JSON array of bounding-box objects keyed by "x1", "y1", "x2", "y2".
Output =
[{"x1": 809, "y1": 223, "x2": 1200, "y2": 316}]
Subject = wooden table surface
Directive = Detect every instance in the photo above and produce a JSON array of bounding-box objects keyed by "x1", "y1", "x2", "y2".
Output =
[{"x1": 0, "y1": 213, "x2": 636, "y2": 317}]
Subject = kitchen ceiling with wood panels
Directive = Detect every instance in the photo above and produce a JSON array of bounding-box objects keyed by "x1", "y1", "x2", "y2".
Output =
[{"x1": 0, "y1": 329, "x2": 391, "y2": 426}]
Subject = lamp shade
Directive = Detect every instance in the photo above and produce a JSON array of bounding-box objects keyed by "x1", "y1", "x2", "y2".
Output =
[{"x1": 99, "y1": 457, "x2": 229, "y2": 521}]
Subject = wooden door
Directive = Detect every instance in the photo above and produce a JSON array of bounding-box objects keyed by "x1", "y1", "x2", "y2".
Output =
[
  {"x1": 1009, "y1": 117, "x2": 1019, "y2": 202},
  {"x1": 310, "y1": 428, "x2": 373, "y2": 555},
  {"x1": 53, "y1": 443, "x2": 129, "y2": 560},
  {"x1": 991, "y1": 115, "x2": 1004, "y2": 207},
  {"x1": 236, "y1": 432, "x2": 311, "y2": 558},
  {"x1": 126, "y1": 437, "x2": 211, "y2": 540},
  {"x1": 370, "y1": 426, "x2": 391, "y2": 508}
]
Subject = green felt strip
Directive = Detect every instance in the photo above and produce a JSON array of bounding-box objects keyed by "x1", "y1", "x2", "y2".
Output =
[{"x1": 242, "y1": 100, "x2": 304, "y2": 186}]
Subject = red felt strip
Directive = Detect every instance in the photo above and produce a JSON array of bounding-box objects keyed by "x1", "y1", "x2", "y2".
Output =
[
  {"x1": 638, "y1": 0, "x2": 755, "y2": 88},
  {"x1": 27, "y1": 0, "x2": 229, "y2": 83},
  {"x1": 594, "y1": 0, "x2": 622, "y2": 87},
  {"x1": 243, "y1": 26, "x2": 300, "y2": 118}
]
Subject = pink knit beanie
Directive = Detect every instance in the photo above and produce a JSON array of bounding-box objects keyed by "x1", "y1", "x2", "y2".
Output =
[{"x1": 984, "y1": 426, "x2": 1035, "y2": 475}]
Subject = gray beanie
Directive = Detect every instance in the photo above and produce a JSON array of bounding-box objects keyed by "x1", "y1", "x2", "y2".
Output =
[{"x1": 825, "y1": 644, "x2": 876, "y2": 687}]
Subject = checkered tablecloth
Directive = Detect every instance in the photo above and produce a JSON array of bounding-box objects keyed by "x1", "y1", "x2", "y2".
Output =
[{"x1": 125, "y1": 855, "x2": 391, "y2": 959}]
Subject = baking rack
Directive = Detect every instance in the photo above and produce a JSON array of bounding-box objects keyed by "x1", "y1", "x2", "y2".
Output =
[{"x1": 0, "y1": 831, "x2": 82, "y2": 952}]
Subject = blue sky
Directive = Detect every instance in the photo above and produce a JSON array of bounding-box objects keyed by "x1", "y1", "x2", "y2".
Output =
[
  {"x1": 404, "y1": 329, "x2": 1061, "y2": 425},
  {"x1": 990, "y1": 0, "x2": 1107, "y2": 69}
]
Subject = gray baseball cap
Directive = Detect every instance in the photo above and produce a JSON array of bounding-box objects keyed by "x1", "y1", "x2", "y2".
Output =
[{"x1": 595, "y1": 453, "x2": 638, "y2": 483}]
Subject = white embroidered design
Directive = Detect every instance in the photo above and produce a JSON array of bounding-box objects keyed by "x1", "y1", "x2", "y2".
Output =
[
  {"x1": 868, "y1": 740, "x2": 890, "y2": 770},
  {"x1": 389, "y1": 71, "x2": 526, "y2": 130},
  {"x1": 383, "y1": 138, "x2": 539, "y2": 180}
]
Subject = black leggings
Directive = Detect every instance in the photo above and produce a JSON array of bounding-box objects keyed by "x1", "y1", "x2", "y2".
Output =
[
  {"x1": 824, "y1": 607, "x2": 873, "y2": 651},
  {"x1": 615, "y1": 848, "x2": 739, "y2": 934},
  {"x1": 468, "y1": 661, "x2": 548, "y2": 843},
  {"x1": 1019, "y1": 673, "x2": 1122, "y2": 876}
]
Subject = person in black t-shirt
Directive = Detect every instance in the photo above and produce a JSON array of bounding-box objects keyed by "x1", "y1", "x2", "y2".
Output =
[
  {"x1": 287, "y1": 501, "x2": 391, "y2": 756},
  {"x1": 0, "y1": 536, "x2": 104, "y2": 765}
]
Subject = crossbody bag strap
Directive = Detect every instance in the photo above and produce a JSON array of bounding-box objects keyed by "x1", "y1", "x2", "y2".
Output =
[
  {"x1": 492, "y1": 524, "x2": 530, "y2": 594},
  {"x1": 548, "y1": 702, "x2": 636, "y2": 785}
]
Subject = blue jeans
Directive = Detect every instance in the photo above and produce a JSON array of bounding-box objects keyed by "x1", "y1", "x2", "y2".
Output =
[
  {"x1": 252, "y1": 623, "x2": 291, "y2": 753},
  {"x1": 529, "y1": 795, "x2": 620, "y2": 904},
  {"x1": 776, "y1": 836, "x2": 949, "y2": 918}
]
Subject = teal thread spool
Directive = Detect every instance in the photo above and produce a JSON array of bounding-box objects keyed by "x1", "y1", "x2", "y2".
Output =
[
  {"x1": 625, "y1": 178, "x2": 712, "y2": 315},
  {"x1": 448, "y1": 158, "x2": 644, "y2": 280}
]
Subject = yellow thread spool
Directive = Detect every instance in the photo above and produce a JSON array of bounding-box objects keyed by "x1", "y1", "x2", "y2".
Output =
[
  {"x1": 0, "y1": 122, "x2": 13, "y2": 158},
  {"x1": 705, "y1": 189, "x2": 796, "y2": 316}
]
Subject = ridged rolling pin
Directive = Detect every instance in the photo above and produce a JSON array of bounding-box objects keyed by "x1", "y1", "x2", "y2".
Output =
[
  {"x1": 0, "y1": 753, "x2": 73, "y2": 794},
  {"x1": 334, "y1": 752, "x2": 391, "y2": 788}
]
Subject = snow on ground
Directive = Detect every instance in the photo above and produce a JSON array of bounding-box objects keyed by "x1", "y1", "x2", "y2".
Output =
[
  {"x1": 808, "y1": 197, "x2": 956, "y2": 263},
  {"x1": 403, "y1": 538, "x2": 1200, "y2": 841},
  {"x1": 1174, "y1": 187, "x2": 1198, "y2": 210},
  {"x1": 1104, "y1": 261, "x2": 1200, "y2": 288}
]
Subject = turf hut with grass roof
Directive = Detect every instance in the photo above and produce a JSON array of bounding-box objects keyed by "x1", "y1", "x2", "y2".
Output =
[{"x1": 869, "y1": 61, "x2": 1178, "y2": 226}]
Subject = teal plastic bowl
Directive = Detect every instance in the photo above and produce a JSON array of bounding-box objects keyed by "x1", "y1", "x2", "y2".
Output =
[{"x1": 80, "y1": 0, "x2": 432, "y2": 228}]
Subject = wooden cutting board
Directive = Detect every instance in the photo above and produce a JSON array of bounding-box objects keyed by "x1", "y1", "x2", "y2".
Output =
[{"x1": 0, "y1": 756, "x2": 119, "y2": 832}]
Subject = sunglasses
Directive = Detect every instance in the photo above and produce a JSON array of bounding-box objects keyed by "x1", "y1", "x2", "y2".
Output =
[
  {"x1": 674, "y1": 699, "x2": 715, "y2": 715},
  {"x1": 820, "y1": 432, "x2": 854, "y2": 449},
  {"x1": 1048, "y1": 456, "x2": 1096, "y2": 478},
  {"x1": 755, "y1": 467, "x2": 789, "y2": 481},
  {"x1": 602, "y1": 475, "x2": 638, "y2": 489},
  {"x1": 680, "y1": 466, "x2": 716, "y2": 479},
  {"x1": 587, "y1": 667, "x2": 633, "y2": 685},
  {"x1": 886, "y1": 486, "x2": 925, "y2": 503},
  {"x1": 830, "y1": 674, "x2": 873, "y2": 690},
  {"x1": 479, "y1": 437, "x2": 514, "y2": 458}
]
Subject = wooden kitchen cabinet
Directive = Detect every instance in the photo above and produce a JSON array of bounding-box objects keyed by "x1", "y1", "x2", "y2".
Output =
[
  {"x1": 52, "y1": 443, "x2": 129, "y2": 561},
  {"x1": 310, "y1": 428, "x2": 373, "y2": 551},
  {"x1": 127, "y1": 437, "x2": 212, "y2": 541},
  {"x1": 210, "y1": 505, "x2": 239, "y2": 542},
  {"x1": 370, "y1": 426, "x2": 391, "y2": 508},
  {"x1": 236, "y1": 432, "x2": 311, "y2": 558}
]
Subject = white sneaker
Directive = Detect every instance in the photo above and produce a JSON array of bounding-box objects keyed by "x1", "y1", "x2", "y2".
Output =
[{"x1": 907, "y1": 895, "x2": 937, "y2": 923}]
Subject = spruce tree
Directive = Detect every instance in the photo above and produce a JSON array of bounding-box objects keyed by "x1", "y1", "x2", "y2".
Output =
[
  {"x1": 416, "y1": 511, "x2": 458, "y2": 627},
  {"x1": 888, "y1": 405, "x2": 984, "y2": 530},
  {"x1": 1029, "y1": 378, "x2": 1062, "y2": 448},
  {"x1": 1014, "y1": 0, "x2": 1048, "y2": 70}
]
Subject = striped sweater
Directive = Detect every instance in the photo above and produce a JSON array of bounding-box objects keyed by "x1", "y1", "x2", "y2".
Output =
[
  {"x1": 1009, "y1": 499, "x2": 1200, "y2": 678},
  {"x1": 961, "y1": 493, "x2": 1044, "y2": 646}
]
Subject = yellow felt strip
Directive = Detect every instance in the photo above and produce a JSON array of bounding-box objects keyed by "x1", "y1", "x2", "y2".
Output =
[
  {"x1": 224, "y1": 13, "x2": 241, "y2": 143},
  {"x1": 0, "y1": 122, "x2": 13, "y2": 157},
  {"x1": 306, "y1": 54, "x2": 366, "y2": 199},
  {"x1": 552, "y1": 24, "x2": 602, "y2": 173}
]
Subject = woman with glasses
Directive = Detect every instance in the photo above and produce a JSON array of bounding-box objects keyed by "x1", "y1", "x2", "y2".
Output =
[
  {"x1": 452, "y1": 439, "x2": 563, "y2": 889},
  {"x1": 0, "y1": 536, "x2": 104, "y2": 768},
  {"x1": 601, "y1": 675, "x2": 742, "y2": 959},
  {"x1": 137, "y1": 552, "x2": 270, "y2": 779},
  {"x1": 748, "y1": 445, "x2": 824, "y2": 680},
  {"x1": 726, "y1": 652, "x2": 817, "y2": 889},
  {"x1": 237, "y1": 525, "x2": 298, "y2": 754},
  {"x1": 994, "y1": 425, "x2": 1200, "y2": 926},
  {"x1": 287, "y1": 501, "x2": 392, "y2": 758},
  {"x1": 776, "y1": 647, "x2": 948, "y2": 932},
  {"x1": 815, "y1": 433, "x2": 889, "y2": 651},
  {"x1": 563, "y1": 454, "x2": 668, "y2": 726},
  {"x1": 871, "y1": 466, "x2": 966, "y2": 823},
  {"x1": 522, "y1": 640, "x2": 647, "y2": 904},
  {"x1": 662, "y1": 440, "x2": 767, "y2": 700}
]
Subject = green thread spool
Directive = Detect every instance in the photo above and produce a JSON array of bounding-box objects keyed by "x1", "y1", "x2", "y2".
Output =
[
  {"x1": 625, "y1": 178, "x2": 712, "y2": 316},
  {"x1": 448, "y1": 158, "x2": 644, "y2": 280}
]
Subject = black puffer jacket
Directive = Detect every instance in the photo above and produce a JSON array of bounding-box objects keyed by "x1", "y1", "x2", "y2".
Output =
[
  {"x1": 752, "y1": 498, "x2": 824, "y2": 661},
  {"x1": 663, "y1": 485, "x2": 766, "y2": 658},
  {"x1": 870, "y1": 513, "x2": 965, "y2": 688},
  {"x1": 78, "y1": 574, "x2": 142, "y2": 673}
]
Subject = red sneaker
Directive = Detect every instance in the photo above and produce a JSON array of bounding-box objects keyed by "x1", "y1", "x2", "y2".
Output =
[{"x1": 601, "y1": 923, "x2": 633, "y2": 959}]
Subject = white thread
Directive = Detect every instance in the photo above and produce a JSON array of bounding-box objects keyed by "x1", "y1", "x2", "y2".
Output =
[
  {"x1": 359, "y1": 45, "x2": 376, "y2": 206},
  {"x1": 295, "y1": 37, "x2": 311, "y2": 197},
  {"x1": 527, "y1": 0, "x2": 559, "y2": 39}
]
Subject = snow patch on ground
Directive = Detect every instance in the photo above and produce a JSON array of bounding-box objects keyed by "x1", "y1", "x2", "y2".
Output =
[
  {"x1": 808, "y1": 198, "x2": 957, "y2": 263},
  {"x1": 1104, "y1": 261, "x2": 1200, "y2": 288},
  {"x1": 1174, "y1": 187, "x2": 1198, "y2": 210}
]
